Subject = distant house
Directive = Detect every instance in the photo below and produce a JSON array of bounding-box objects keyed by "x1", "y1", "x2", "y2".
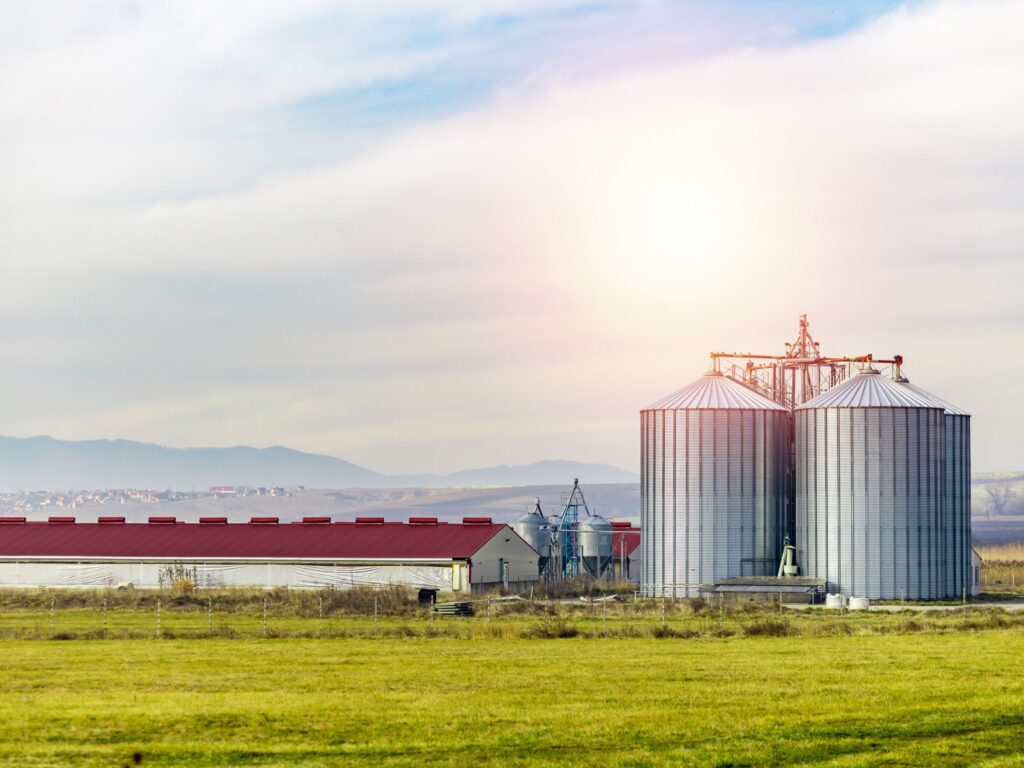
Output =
[{"x1": 0, "y1": 516, "x2": 539, "y2": 594}]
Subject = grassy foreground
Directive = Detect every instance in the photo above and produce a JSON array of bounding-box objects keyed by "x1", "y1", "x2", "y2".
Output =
[{"x1": 3, "y1": 630, "x2": 1024, "y2": 767}]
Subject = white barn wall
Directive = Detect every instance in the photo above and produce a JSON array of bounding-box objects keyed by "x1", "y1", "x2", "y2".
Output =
[
  {"x1": 0, "y1": 560, "x2": 455, "y2": 590},
  {"x1": 469, "y1": 532, "x2": 538, "y2": 588}
]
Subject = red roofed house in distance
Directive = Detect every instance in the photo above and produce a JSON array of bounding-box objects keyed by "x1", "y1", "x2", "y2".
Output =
[{"x1": 0, "y1": 516, "x2": 540, "y2": 594}]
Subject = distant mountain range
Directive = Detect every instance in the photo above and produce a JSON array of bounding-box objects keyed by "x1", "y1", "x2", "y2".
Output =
[{"x1": 0, "y1": 435, "x2": 639, "y2": 492}]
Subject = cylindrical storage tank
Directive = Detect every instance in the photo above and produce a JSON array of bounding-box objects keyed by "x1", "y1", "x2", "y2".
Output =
[
  {"x1": 640, "y1": 371, "x2": 790, "y2": 598},
  {"x1": 795, "y1": 369, "x2": 947, "y2": 600},
  {"x1": 579, "y1": 515, "x2": 612, "y2": 577},
  {"x1": 898, "y1": 378, "x2": 971, "y2": 599},
  {"x1": 513, "y1": 500, "x2": 552, "y2": 577},
  {"x1": 513, "y1": 501, "x2": 551, "y2": 558},
  {"x1": 824, "y1": 593, "x2": 846, "y2": 609}
]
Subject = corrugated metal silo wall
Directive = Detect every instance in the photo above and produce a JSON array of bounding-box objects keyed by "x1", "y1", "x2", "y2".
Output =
[
  {"x1": 796, "y1": 407, "x2": 949, "y2": 599},
  {"x1": 945, "y1": 414, "x2": 971, "y2": 598},
  {"x1": 640, "y1": 408, "x2": 788, "y2": 597},
  {"x1": 513, "y1": 520, "x2": 550, "y2": 558}
]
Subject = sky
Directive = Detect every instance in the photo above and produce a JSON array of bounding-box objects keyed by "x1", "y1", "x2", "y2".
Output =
[{"x1": 0, "y1": 0, "x2": 1021, "y2": 475}]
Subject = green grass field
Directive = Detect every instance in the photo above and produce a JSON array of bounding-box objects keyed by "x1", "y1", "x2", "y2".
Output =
[{"x1": 3, "y1": 604, "x2": 1024, "y2": 766}]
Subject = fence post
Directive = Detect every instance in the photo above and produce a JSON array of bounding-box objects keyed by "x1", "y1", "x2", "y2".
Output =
[
  {"x1": 208, "y1": 598, "x2": 213, "y2": 637},
  {"x1": 603, "y1": 599, "x2": 607, "y2": 638},
  {"x1": 49, "y1": 597, "x2": 55, "y2": 637},
  {"x1": 962, "y1": 588, "x2": 966, "y2": 621},
  {"x1": 318, "y1": 596, "x2": 323, "y2": 638},
  {"x1": 157, "y1": 599, "x2": 162, "y2": 639},
  {"x1": 103, "y1": 599, "x2": 108, "y2": 640},
  {"x1": 373, "y1": 595, "x2": 378, "y2": 636},
  {"x1": 262, "y1": 597, "x2": 268, "y2": 638}
]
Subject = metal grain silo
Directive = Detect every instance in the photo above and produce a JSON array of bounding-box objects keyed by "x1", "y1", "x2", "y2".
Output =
[
  {"x1": 795, "y1": 369, "x2": 947, "y2": 600},
  {"x1": 579, "y1": 514, "x2": 612, "y2": 577},
  {"x1": 898, "y1": 378, "x2": 971, "y2": 599},
  {"x1": 513, "y1": 499, "x2": 552, "y2": 575},
  {"x1": 640, "y1": 371, "x2": 790, "y2": 597}
]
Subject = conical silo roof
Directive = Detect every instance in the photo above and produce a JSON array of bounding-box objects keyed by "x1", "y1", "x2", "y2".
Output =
[
  {"x1": 897, "y1": 378, "x2": 970, "y2": 417},
  {"x1": 645, "y1": 371, "x2": 787, "y2": 411},
  {"x1": 798, "y1": 369, "x2": 940, "y2": 409},
  {"x1": 580, "y1": 514, "x2": 610, "y2": 530}
]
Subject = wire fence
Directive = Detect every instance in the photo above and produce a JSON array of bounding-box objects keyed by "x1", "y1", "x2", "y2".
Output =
[{"x1": 0, "y1": 586, "x2": 1017, "y2": 641}]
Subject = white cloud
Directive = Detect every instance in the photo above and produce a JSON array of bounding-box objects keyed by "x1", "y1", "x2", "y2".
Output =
[{"x1": 0, "y1": 0, "x2": 1022, "y2": 474}]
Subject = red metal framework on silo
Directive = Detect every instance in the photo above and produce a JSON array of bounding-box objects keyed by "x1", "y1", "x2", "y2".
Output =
[{"x1": 709, "y1": 314, "x2": 904, "y2": 410}]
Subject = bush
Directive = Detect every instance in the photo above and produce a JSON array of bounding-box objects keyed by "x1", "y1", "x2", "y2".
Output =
[
  {"x1": 172, "y1": 579, "x2": 195, "y2": 597},
  {"x1": 489, "y1": 599, "x2": 557, "y2": 617},
  {"x1": 963, "y1": 612, "x2": 1011, "y2": 631},
  {"x1": 742, "y1": 619, "x2": 793, "y2": 637},
  {"x1": 520, "y1": 619, "x2": 579, "y2": 639},
  {"x1": 685, "y1": 597, "x2": 706, "y2": 614},
  {"x1": 652, "y1": 624, "x2": 699, "y2": 639},
  {"x1": 308, "y1": 585, "x2": 419, "y2": 617}
]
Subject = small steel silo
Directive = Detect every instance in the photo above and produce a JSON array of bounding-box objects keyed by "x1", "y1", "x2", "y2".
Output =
[
  {"x1": 513, "y1": 498, "x2": 552, "y2": 575},
  {"x1": 796, "y1": 368, "x2": 947, "y2": 600},
  {"x1": 579, "y1": 514, "x2": 612, "y2": 577},
  {"x1": 898, "y1": 378, "x2": 971, "y2": 599},
  {"x1": 640, "y1": 371, "x2": 790, "y2": 597}
]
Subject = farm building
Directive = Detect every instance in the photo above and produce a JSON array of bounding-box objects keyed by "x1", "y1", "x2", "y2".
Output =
[
  {"x1": 608, "y1": 522, "x2": 641, "y2": 583},
  {"x1": 0, "y1": 516, "x2": 539, "y2": 594}
]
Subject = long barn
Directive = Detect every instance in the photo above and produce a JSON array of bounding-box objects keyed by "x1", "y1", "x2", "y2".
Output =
[{"x1": 0, "y1": 515, "x2": 540, "y2": 594}]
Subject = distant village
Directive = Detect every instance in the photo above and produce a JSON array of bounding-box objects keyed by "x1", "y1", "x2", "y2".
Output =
[{"x1": 0, "y1": 485, "x2": 304, "y2": 514}]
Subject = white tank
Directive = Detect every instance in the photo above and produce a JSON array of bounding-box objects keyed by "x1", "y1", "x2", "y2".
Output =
[
  {"x1": 848, "y1": 597, "x2": 870, "y2": 611},
  {"x1": 824, "y1": 593, "x2": 847, "y2": 609}
]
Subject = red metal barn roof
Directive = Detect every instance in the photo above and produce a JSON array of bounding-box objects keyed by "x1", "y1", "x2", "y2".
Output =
[
  {"x1": 0, "y1": 519, "x2": 514, "y2": 561},
  {"x1": 610, "y1": 526, "x2": 640, "y2": 558}
]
